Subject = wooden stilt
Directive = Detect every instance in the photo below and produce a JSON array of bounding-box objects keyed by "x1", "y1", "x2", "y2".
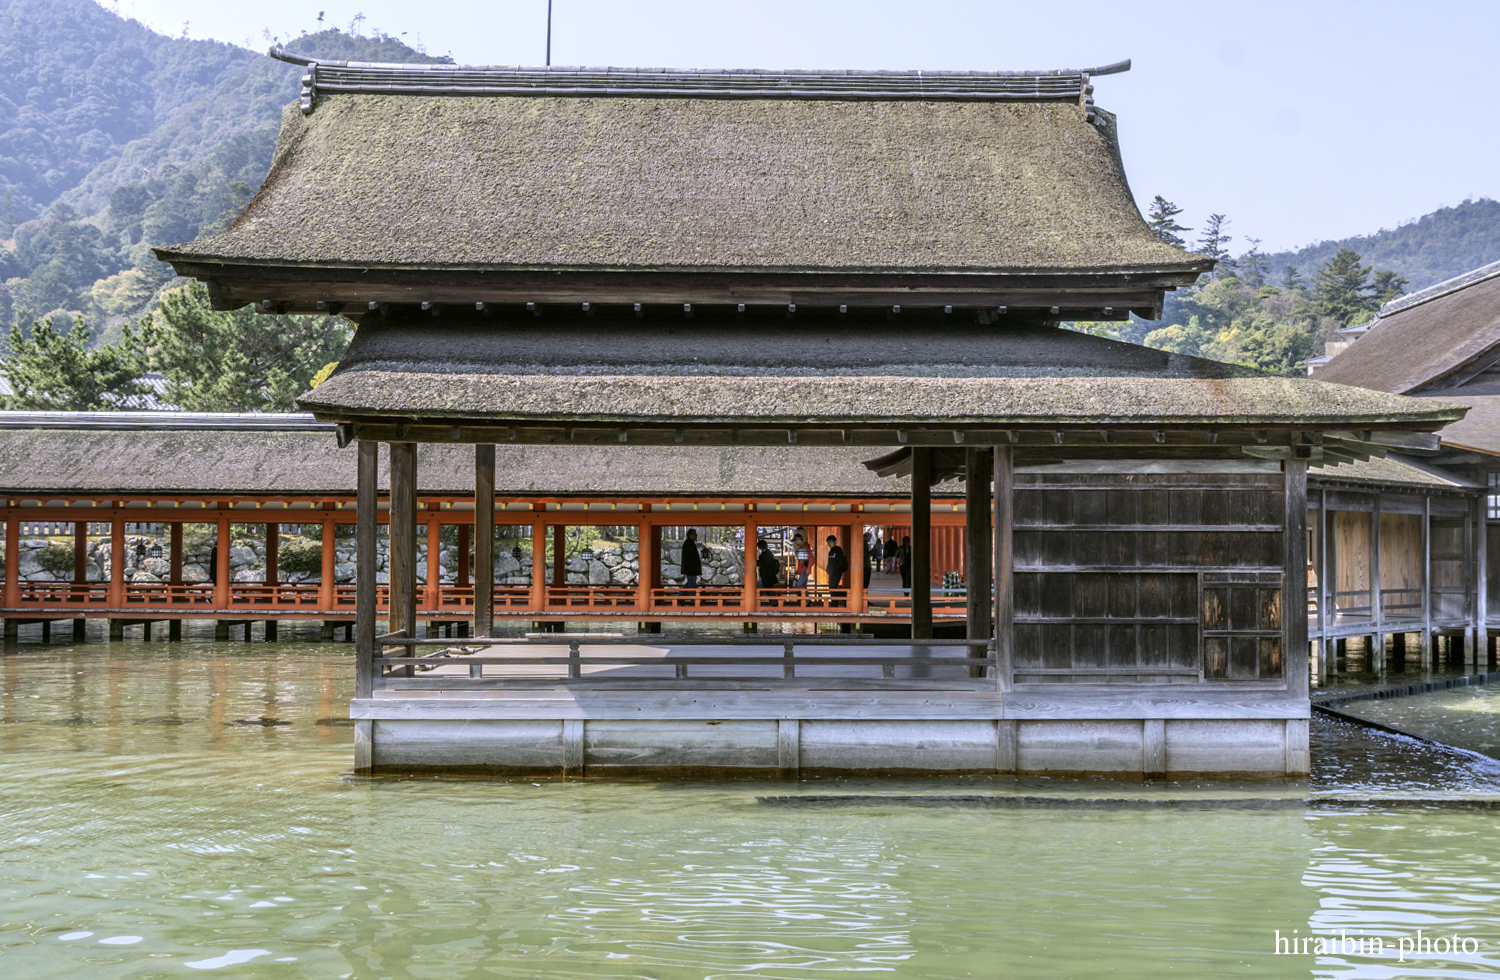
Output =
[
  {"x1": 389, "y1": 442, "x2": 418, "y2": 639},
  {"x1": 474, "y1": 444, "x2": 495, "y2": 638},
  {"x1": 911, "y1": 447, "x2": 932, "y2": 640},
  {"x1": 994, "y1": 444, "x2": 1013, "y2": 693},
  {"x1": 1371, "y1": 494, "x2": 1384, "y2": 674},
  {"x1": 1284, "y1": 459, "x2": 1309, "y2": 700}
]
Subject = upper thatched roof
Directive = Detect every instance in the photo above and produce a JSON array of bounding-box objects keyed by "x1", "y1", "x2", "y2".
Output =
[
  {"x1": 1317, "y1": 260, "x2": 1500, "y2": 394},
  {"x1": 298, "y1": 314, "x2": 1466, "y2": 436},
  {"x1": 155, "y1": 58, "x2": 1202, "y2": 284}
]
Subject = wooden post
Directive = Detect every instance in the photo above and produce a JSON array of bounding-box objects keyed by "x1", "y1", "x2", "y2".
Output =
[
  {"x1": 1326, "y1": 499, "x2": 1339, "y2": 677},
  {"x1": 355, "y1": 442, "x2": 378, "y2": 699},
  {"x1": 265, "y1": 521, "x2": 279, "y2": 588},
  {"x1": 74, "y1": 519, "x2": 88, "y2": 586},
  {"x1": 3, "y1": 510, "x2": 18, "y2": 609},
  {"x1": 848, "y1": 517, "x2": 864, "y2": 618},
  {"x1": 1284, "y1": 459, "x2": 1310, "y2": 700},
  {"x1": 1465, "y1": 499, "x2": 1476, "y2": 670},
  {"x1": 214, "y1": 513, "x2": 230, "y2": 608},
  {"x1": 425, "y1": 516, "x2": 441, "y2": 617},
  {"x1": 994, "y1": 445, "x2": 1014, "y2": 692},
  {"x1": 319, "y1": 515, "x2": 335, "y2": 612},
  {"x1": 636, "y1": 519, "x2": 653, "y2": 614},
  {"x1": 109, "y1": 510, "x2": 126, "y2": 608},
  {"x1": 474, "y1": 445, "x2": 495, "y2": 638},
  {"x1": 743, "y1": 518, "x2": 758, "y2": 617},
  {"x1": 911, "y1": 446, "x2": 932, "y2": 640},
  {"x1": 965, "y1": 448, "x2": 994, "y2": 652},
  {"x1": 1422, "y1": 496, "x2": 1432, "y2": 670},
  {"x1": 456, "y1": 525, "x2": 471, "y2": 590},
  {"x1": 530, "y1": 522, "x2": 546, "y2": 613},
  {"x1": 1478, "y1": 492, "x2": 1489, "y2": 670},
  {"x1": 1371, "y1": 494, "x2": 1384, "y2": 672},
  {"x1": 552, "y1": 524, "x2": 566, "y2": 588},
  {"x1": 1316, "y1": 489, "x2": 1329, "y2": 686},
  {"x1": 388, "y1": 442, "x2": 417, "y2": 638},
  {"x1": 169, "y1": 522, "x2": 183, "y2": 585}
]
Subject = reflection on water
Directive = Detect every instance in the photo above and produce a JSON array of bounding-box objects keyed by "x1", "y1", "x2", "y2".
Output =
[
  {"x1": 1338, "y1": 685, "x2": 1500, "y2": 762},
  {"x1": 3, "y1": 642, "x2": 1500, "y2": 978}
]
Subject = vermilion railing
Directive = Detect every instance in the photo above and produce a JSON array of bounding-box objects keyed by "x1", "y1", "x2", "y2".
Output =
[{"x1": 6, "y1": 581, "x2": 969, "y2": 619}]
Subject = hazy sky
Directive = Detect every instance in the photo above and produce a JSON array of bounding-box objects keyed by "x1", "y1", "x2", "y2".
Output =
[{"x1": 103, "y1": 0, "x2": 1498, "y2": 255}]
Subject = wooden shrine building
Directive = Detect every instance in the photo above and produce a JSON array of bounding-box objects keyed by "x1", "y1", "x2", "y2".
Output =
[{"x1": 146, "y1": 53, "x2": 1464, "y2": 777}]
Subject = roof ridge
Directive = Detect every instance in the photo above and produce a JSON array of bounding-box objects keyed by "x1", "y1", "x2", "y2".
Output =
[
  {"x1": 1379, "y1": 258, "x2": 1500, "y2": 319},
  {"x1": 269, "y1": 48, "x2": 1129, "y2": 117},
  {"x1": 0, "y1": 411, "x2": 333, "y2": 432}
]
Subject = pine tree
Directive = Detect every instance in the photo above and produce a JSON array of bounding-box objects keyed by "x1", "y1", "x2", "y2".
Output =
[
  {"x1": 149, "y1": 283, "x2": 353, "y2": 411},
  {"x1": 1241, "y1": 237, "x2": 1267, "y2": 287},
  {"x1": 1196, "y1": 214, "x2": 1233, "y2": 275},
  {"x1": 1370, "y1": 269, "x2": 1410, "y2": 305},
  {"x1": 1146, "y1": 195, "x2": 1191, "y2": 248},
  {"x1": 2, "y1": 317, "x2": 151, "y2": 410},
  {"x1": 1311, "y1": 248, "x2": 1374, "y2": 325},
  {"x1": 1281, "y1": 265, "x2": 1305, "y2": 290}
]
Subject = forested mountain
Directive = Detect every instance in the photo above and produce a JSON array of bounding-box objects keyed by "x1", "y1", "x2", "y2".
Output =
[
  {"x1": 1258, "y1": 198, "x2": 1500, "y2": 294},
  {"x1": 0, "y1": 1, "x2": 445, "y2": 339}
]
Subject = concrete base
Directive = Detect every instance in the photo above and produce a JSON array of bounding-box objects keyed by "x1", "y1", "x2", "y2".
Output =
[{"x1": 353, "y1": 691, "x2": 1311, "y2": 778}]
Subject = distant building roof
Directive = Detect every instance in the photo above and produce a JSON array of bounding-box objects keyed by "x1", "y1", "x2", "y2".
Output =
[
  {"x1": 0, "y1": 373, "x2": 179, "y2": 411},
  {"x1": 1317, "y1": 259, "x2": 1500, "y2": 394}
]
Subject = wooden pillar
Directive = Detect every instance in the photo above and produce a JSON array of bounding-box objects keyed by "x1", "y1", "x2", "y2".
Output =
[
  {"x1": 848, "y1": 517, "x2": 864, "y2": 618},
  {"x1": 388, "y1": 442, "x2": 418, "y2": 638},
  {"x1": 965, "y1": 448, "x2": 994, "y2": 649},
  {"x1": 425, "y1": 516, "x2": 441, "y2": 615},
  {"x1": 74, "y1": 520, "x2": 88, "y2": 586},
  {"x1": 635, "y1": 520, "x2": 653, "y2": 612},
  {"x1": 355, "y1": 442, "x2": 378, "y2": 699},
  {"x1": 743, "y1": 517, "x2": 759, "y2": 616},
  {"x1": 474, "y1": 445, "x2": 495, "y2": 638},
  {"x1": 109, "y1": 510, "x2": 126, "y2": 608},
  {"x1": 530, "y1": 522, "x2": 546, "y2": 612},
  {"x1": 1421, "y1": 496, "x2": 1432, "y2": 670},
  {"x1": 1284, "y1": 459, "x2": 1310, "y2": 700},
  {"x1": 457, "y1": 525, "x2": 471, "y2": 589},
  {"x1": 910, "y1": 447, "x2": 932, "y2": 640},
  {"x1": 552, "y1": 524, "x2": 566, "y2": 588},
  {"x1": 318, "y1": 515, "x2": 335, "y2": 612},
  {"x1": 1478, "y1": 492, "x2": 1489, "y2": 670},
  {"x1": 214, "y1": 513, "x2": 230, "y2": 608},
  {"x1": 265, "y1": 522, "x2": 279, "y2": 588},
  {"x1": 1465, "y1": 499, "x2": 1476, "y2": 670},
  {"x1": 994, "y1": 445, "x2": 1014, "y2": 692},
  {"x1": 3, "y1": 509, "x2": 18, "y2": 609},
  {"x1": 1371, "y1": 495, "x2": 1384, "y2": 672},
  {"x1": 1315, "y1": 489, "x2": 1329, "y2": 686},
  {"x1": 169, "y1": 522, "x2": 183, "y2": 585}
]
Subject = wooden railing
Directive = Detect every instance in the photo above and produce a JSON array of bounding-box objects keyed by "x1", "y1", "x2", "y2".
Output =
[
  {"x1": 372, "y1": 634, "x2": 998, "y2": 690},
  {"x1": 4, "y1": 581, "x2": 971, "y2": 620}
]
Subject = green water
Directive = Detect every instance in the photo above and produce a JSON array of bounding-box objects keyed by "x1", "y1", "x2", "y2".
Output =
[
  {"x1": 5, "y1": 642, "x2": 1500, "y2": 978},
  {"x1": 1340, "y1": 685, "x2": 1500, "y2": 761}
]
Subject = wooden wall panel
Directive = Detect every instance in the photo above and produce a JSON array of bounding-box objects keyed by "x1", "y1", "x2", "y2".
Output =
[{"x1": 1334, "y1": 511, "x2": 1371, "y2": 612}]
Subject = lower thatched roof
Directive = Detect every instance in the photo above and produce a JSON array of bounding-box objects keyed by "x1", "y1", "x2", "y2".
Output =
[{"x1": 300, "y1": 315, "x2": 1465, "y2": 432}]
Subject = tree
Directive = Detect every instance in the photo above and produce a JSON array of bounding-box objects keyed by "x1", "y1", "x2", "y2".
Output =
[
  {"x1": 2, "y1": 317, "x2": 152, "y2": 410},
  {"x1": 1240, "y1": 237, "x2": 1267, "y2": 288},
  {"x1": 1371, "y1": 269, "x2": 1410, "y2": 306},
  {"x1": 1311, "y1": 248, "x2": 1373, "y2": 326},
  {"x1": 1281, "y1": 265, "x2": 1305, "y2": 290},
  {"x1": 1147, "y1": 195, "x2": 1191, "y2": 248},
  {"x1": 1196, "y1": 214, "x2": 1233, "y2": 273},
  {"x1": 149, "y1": 283, "x2": 353, "y2": 411}
]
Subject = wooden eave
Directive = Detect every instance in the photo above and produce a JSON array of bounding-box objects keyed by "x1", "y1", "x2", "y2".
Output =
[{"x1": 159, "y1": 258, "x2": 1207, "y2": 318}]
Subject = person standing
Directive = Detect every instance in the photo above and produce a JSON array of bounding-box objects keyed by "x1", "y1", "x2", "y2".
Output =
[
  {"x1": 680, "y1": 529, "x2": 703, "y2": 605},
  {"x1": 884, "y1": 533, "x2": 899, "y2": 573},
  {"x1": 861, "y1": 531, "x2": 873, "y2": 589},
  {"x1": 792, "y1": 533, "x2": 811, "y2": 591},
  {"x1": 898, "y1": 535, "x2": 912, "y2": 592},
  {"x1": 756, "y1": 538, "x2": 780, "y2": 605},
  {"x1": 825, "y1": 534, "x2": 849, "y2": 607}
]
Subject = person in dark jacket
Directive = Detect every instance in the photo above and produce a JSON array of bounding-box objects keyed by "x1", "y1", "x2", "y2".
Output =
[
  {"x1": 883, "y1": 534, "x2": 899, "y2": 573},
  {"x1": 825, "y1": 534, "x2": 849, "y2": 607},
  {"x1": 862, "y1": 531, "x2": 873, "y2": 588},
  {"x1": 756, "y1": 539, "x2": 780, "y2": 601},
  {"x1": 680, "y1": 529, "x2": 703, "y2": 587},
  {"x1": 898, "y1": 535, "x2": 913, "y2": 591}
]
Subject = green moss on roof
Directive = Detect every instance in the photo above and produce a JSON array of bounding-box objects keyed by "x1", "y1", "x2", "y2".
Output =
[{"x1": 163, "y1": 95, "x2": 1200, "y2": 274}]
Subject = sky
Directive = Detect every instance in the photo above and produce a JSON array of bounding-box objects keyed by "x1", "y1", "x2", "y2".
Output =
[{"x1": 103, "y1": 0, "x2": 1499, "y2": 256}]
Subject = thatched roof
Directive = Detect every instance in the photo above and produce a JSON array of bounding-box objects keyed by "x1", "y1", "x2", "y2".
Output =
[
  {"x1": 1317, "y1": 260, "x2": 1500, "y2": 394},
  {"x1": 299, "y1": 314, "x2": 1466, "y2": 436},
  {"x1": 154, "y1": 57, "x2": 1207, "y2": 315},
  {"x1": 0, "y1": 413, "x2": 907, "y2": 497}
]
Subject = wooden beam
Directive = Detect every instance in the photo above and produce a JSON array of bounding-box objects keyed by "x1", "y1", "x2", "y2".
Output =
[
  {"x1": 474, "y1": 444, "x2": 495, "y2": 637},
  {"x1": 214, "y1": 513, "x2": 230, "y2": 608},
  {"x1": 389, "y1": 443, "x2": 418, "y2": 637},
  {"x1": 1371, "y1": 494, "x2": 1384, "y2": 672},
  {"x1": 530, "y1": 522, "x2": 546, "y2": 612},
  {"x1": 1284, "y1": 459, "x2": 1309, "y2": 700},
  {"x1": 319, "y1": 516, "x2": 335, "y2": 613},
  {"x1": 911, "y1": 447, "x2": 932, "y2": 639},
  {"x1": 425, "y1": 515, "x2": 441, "y2": 614},
  {"x1": 355, "y1": 442, "x2": 378, "y2": 699},
  {"x1": 109, "y1": 512, "x2": 125, "y2": 608},
  {"x1": 994, "y1": 444, "x2": 1014, "y2": 693}
]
